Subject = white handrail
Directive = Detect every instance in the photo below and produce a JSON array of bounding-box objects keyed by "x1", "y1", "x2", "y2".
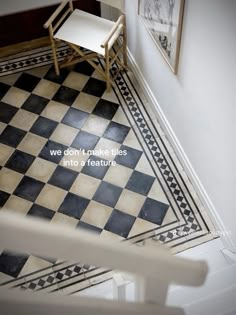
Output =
[
  {"x1": 0, "y1": 212, "x2": 208, "y2": 287},
  {"x1": 0, "y1": 287, "x2": 185, "y2": 315},
  {"x1": 0, "y1": 212, "x2": 209, "y2": 314}
]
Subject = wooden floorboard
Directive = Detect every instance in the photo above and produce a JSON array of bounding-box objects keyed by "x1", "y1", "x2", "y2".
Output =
[{"x1": 0, "y1": 37, "x2": 50, "y2": 58}]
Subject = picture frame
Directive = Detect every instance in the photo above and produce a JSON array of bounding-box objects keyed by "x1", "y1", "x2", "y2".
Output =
[{"x1": 138, "y1": 0, "x2": 185, "y2": 74}]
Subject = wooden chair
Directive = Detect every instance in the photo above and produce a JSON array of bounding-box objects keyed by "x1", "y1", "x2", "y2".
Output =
[{"x1": 44, "y1": 0, "x2": 127, "y2": 91}]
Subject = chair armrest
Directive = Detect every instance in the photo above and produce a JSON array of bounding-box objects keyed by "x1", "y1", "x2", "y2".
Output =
[
  {"x1": 44, "y1": 0, "x2": 72, "y2": 29},
  {"x1": 101, "y1": 14, "x2": 125, "y2": 48}
]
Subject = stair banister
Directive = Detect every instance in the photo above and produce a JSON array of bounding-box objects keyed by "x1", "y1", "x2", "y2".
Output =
[
  {"x1": 0, "y1": 286, "x2": 185, "y2": 315},
  {"x1": 0, "y1": 212, "x2": 208, "y2": 314}
]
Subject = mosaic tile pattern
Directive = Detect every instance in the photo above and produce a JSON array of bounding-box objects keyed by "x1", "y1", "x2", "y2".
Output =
[{"x1": 0, "y1": 47, "x2": 216, "y2": 292}]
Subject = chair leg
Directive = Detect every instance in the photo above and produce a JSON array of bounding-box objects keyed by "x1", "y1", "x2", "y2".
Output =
[
  {"x1": 51, "y1": 39, "x2": 60, "y2": 75},
  {"x1": 49, "y1": 25, "x2": 60, "y2": 75},
  {"x1": 105, "y1": 46, "x2": 111, "y2": 92}
]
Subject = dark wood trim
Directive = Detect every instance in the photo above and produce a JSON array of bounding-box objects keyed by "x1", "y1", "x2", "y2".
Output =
[
  {"x1": 0, "y1": 0, "x2": 100, "y2": 48},
  {"x1": 0, "y1": 37, "x2": 50, "y2": 58}
]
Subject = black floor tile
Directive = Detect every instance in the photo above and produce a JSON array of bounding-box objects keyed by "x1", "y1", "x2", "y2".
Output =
[
  {"x1": 0, "y1": 251, "x2": 29, "y2": 278},
  {"x1": 115, "y1": 145, "x2": 142, "y2": 169},
  {"x1": 92, "y1": 99, "x2": 119, "y2": 120},
  {"x1": 14, "y1": 176, "x2": 45, "y2": 202},
  {"x1": 81, "y1": 155, "x2": 109, "y2": 180},
  {"x1": 22, "y1": 94, "x2": 49, "y2": 114},
  {"x1": 103, "y1": 121, "x2": 130, "y2": 143},
  {"x1": 126, "y1": 170, "x2": 155, "y2": 196},
  {"x1": 71, "y1": 130, "x2": 99, "y2": 151},
  {"x1": 27, "y1": 204, "x2": 55, "y2": 220},
  {"x1": 44, "y1": 66, "x2": 70, "y2": 84},
  {"x1": 52, "y1": 86, "x2": 79, "y2": 106},
  {"x1": 5, "y1": 150, "x2": 35, "y2": 174},
  {"x1": 62, "y1": 108, "x2": 89, "y2": 129},
  {"x1": 93, "y1": 181, "x2": 122, "y2": 208},
  {"x1": 82, "y1": 78, "x2": 106, "y2": 97},
  {"x1": 58, "y1": 192, "x2": 90, "y2": 220},
  {"x1": 73, "y1": 61, "x2": 94, "y2": 76},
  {"x1": 139, "y1": 198, "x2": 169, "y2": 225},
  {"x1": 39, "y1": 140, "x2": 67, "y2": 164},
  {"x1": 0, "y1": 82, "x2": 10, "y2": 99},
  {"x1": 0, "y1": 125, "x2": 26, "y2": 148},
  {"x1": 104, "y1": 209, "x2": 135, "y2": 238},
  {"x1": 0, "y1": 190, "x2": 10, "y2": 207},
  {"x1": 76, "y1": 221, "x2": 102, "y2": 234},
  {"x1": 48, "y1": 165, "x2": 78, "y2": 190},
  {"x1": 30, "y1": 116, "x2": 58, "y2": 138},
  {"x1": 14, "y1": 73, "x2": 40, "y2": 92},
  {"x1": 0, "y1": 102, "x2": 18, "y2": 123}
]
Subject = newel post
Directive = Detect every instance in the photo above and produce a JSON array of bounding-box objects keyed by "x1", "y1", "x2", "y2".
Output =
[{"x1": 135, "y1": 276, "x2": 170, "y2": 305}]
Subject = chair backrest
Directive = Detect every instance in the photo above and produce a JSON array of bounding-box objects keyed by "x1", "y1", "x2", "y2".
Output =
[
  {"x1": 44, "y1": 0, "x2": 73, "y2": 33},
  {"x1": 97, "y1": 0, "x2": 125, "y2": 13}
]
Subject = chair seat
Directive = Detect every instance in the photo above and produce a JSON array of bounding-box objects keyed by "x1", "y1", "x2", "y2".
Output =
[{"x1": 54, "y1": 9, "x2": 117, "y2": 56}]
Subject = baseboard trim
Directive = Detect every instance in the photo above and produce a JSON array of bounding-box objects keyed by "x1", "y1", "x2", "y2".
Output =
[
  {"x1": 127, "y1": 48, "x2": 235, "y2": 252},
  {"x1": 0, "y1": 37, "x2": 50, "y2": 58}
]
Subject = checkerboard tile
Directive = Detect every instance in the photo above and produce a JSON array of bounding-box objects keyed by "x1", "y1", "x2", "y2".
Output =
[
  {"x1": 5, "y1": 150, "x2": 35, "y2": 174},
  {"x1": 2, "y1": 87, "x2": 30, "y2": 108},
  {"x1": 40, "y1": 100, "x2": 69, "y2": 122},
  {"x1": 0, "y1": 168, "x2": 23, "y2": 194},
  {"x1": 50, "y1": 123, "x2": 79, "y2": 146},
  {"x1": 32, "y1": 79, "x2": 60, "y2": 100},
  {"x1": 70, "y1": 173, "x2": 101, "y2": 199},
  {"x1": 3, "y1": 195, "x2": 32, "y2": 216},
  {"x1": 14, "y1": 73, "x2": 40, "y2": 92},
  {"x1": 72, "y1": 92, "x2": 99, "y2": 113},
  {"x1": 0, "y1": 122, "x2": 7, "y2": 135},
  {"x1": 81, "y1": 201, "x2": 113, "y2": 229},
  {"x1": 35, "y1": 184, "x2": 67, "y2": 211},
  {"x1": 17, "y1": 133, "x2": 47, "y2": 156},
  {"x1": 0, "y1": 125, "x2": 26, "y2": 148},
  {"x1": 0, "y1": 47, "x2": 216, "y2": 292},
  {"x1": 62, "y1": 108, "x2": 89, "y2": 129},
  {"x1": 27, "y1": 204, "x2": 55, "y2": 221},
  {"x1": 71, "y1": 130, "x2": 100, "y2": 151},
  {"x1": 22, "y1": 94, "x2": 49, "y2": 114},
  {"x1": 14, "y1": 176, "x2": 45, "y2": 202},
  {"x1": 58, "y1": 192, "x2": 90, "y2": 220},
  {"x1": 60, "y1": 147, "x2": 89, "y2": 172},
  {"x1": 94, "y1": 137, "x2": 121, "y2": 161},
  {"x1": 0, "y1": 144, "x2": 14, "y2": 166},
  {"x1": 0, "y1": 102, "x2": 18, "y2": 123},
  {"x1": 30, "y1": 116, "x2": 58, "y2": 138},
  {"x1": 81, "y1": 114, "x2": 110, "y2": 137},
  {"x1": 62, "y1": 71, "x2": 89, "y2": 91}
]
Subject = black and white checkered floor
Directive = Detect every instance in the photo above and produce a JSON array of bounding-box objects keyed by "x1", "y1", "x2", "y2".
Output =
[{"x1": 0, "y1": 46, "x2": 216, "y2": 293}]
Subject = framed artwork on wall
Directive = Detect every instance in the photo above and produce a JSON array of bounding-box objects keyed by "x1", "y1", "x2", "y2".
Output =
[{"x1": 138, "y1": 0, "x2": 185, "y2": 74}]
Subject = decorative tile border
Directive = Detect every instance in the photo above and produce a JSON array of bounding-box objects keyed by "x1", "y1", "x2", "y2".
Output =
[
  {"x1": 0, "y1": 46, "x2": 216, "y2": 293},
  {"x1": 0, "y1": 45, "x2": 71, "y2": 76},
  {"x1": 112, "y1": 66, "x2": 214, "y2": 245}
]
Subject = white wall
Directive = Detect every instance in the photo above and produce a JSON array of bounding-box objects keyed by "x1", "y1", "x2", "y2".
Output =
[
  {"x1": 0, "y1": 0, "x2": 61, "y2": 15},
  {"x1": 125, "y1": 0, "x2": 236, "y2": 249}
]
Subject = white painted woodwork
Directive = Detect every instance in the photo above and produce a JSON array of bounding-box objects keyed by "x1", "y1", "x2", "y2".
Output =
[
  {"x1": 113, "y1": 273, "x2": 127, "y2": 301},
  {"x1": 0, "y1": 212, "x2": 210, "y2": 314},
  {"x1": 0, "y1": 212, "x2": 208, "y2": 287},
  {"x1": 0, "y1": 287, "x2": 185, "y2": 315}
]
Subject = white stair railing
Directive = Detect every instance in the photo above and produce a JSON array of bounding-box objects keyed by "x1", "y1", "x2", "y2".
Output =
[{"x1": 0, "y1": 212, "x2": 208, "y2": 315}]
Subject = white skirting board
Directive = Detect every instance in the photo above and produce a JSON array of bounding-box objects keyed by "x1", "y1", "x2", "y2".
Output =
[{"x1": 126, "y1": 48, "x2": 235, "y2": 253}]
